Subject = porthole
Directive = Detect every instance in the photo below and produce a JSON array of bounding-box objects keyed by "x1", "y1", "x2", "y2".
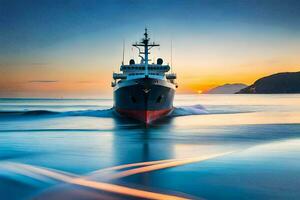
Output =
[
  {"x1": 131, "y1": 96, "x2": 137, "y2": 103},
  {"x1": 156, "y1": 95, "x2": 163, "y2": 103}
]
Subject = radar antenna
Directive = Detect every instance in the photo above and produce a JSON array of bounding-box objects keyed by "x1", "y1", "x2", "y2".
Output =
[{"x1": 132, "y1": 28, "x2": 159, "y2": 76}]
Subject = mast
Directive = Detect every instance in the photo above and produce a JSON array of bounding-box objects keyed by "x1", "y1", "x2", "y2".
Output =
[
  {"x1": 144, "y1": 29, "x2": 149, "y2": 75},
  {"x1": 171, "y1": 39, "x2": 173, "y2": 73},
  {"x1": 122, "y1": 40, "x2": 125, "y2": 65},
  {"x1": 133, "y1": 28, "x2": 159, "y2": 77}
]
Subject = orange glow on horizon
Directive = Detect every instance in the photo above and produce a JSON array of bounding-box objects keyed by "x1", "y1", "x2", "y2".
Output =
[{"x1": 1, "y1": 57, "x2": 299, "y2": 97}]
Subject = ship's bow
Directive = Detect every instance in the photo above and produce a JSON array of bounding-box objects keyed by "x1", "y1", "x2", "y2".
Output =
[{"x1": 114, "y1": 78, "x2": 175, "y2": 124}]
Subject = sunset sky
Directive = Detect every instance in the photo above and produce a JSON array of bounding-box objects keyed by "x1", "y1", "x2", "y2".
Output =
[{"x1": 1, "y1": 0, "x2": 300, "y2": 97}]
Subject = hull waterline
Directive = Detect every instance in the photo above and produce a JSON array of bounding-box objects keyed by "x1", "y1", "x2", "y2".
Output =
[{"x1": 115, "y1": 108, "x2": 173, "y2": 124}]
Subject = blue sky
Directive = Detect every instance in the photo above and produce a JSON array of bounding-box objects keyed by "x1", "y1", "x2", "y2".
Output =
[
  {"x1": 1, "y1": 0, "x2": 300, "y2": 97},
  {"x1": 2, "y1": 0, "x2": 300, "y2": 54}
]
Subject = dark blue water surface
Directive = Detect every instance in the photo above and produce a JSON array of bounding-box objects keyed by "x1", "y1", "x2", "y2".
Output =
[{"x1": 0, "y1": 95, "x2": 300, "y2": 200}]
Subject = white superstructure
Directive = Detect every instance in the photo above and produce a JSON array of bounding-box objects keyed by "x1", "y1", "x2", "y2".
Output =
[{"x1": 112, "y1": 29, "x2": 177, "y2": 86}]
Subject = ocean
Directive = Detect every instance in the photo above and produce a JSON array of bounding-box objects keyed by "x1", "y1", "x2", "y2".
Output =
[{"x1": 0, "y1": 94, "x2": 300, "y2": 200}]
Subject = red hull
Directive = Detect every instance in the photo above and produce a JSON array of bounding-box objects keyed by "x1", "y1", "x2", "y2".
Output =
[{"x1": 116, "y1": 108, "x2": 172, "y2": 124}]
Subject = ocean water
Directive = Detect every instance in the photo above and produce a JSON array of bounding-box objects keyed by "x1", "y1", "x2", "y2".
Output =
[{"x1": 0, "y1": 94, "x2": 300, "y2": 200}]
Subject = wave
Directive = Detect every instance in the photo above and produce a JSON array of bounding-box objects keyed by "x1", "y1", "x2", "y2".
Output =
[
  {"x1": 0, "y1": 108, "x2": 115, "y2": 118},
  {"x1": 170, "y1": 105, "x2": 208, "y2": 116},
  {"x1": 0, "y1": 104, "x2": 246, "y2": 120},
  {"x1": 0, "y1": 128, "x2": 112, "y2": 132},
  {"x1": 0, "y1": 110, "x2": 57, "y2": 116}
]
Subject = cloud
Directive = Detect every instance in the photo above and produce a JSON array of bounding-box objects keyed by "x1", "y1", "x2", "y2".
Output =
[
  {"x1": 0, "y1": 62, "x2": 49, "y2": 67},
  {"x1": 30, "y1": 62, "x2": 49, "y2": 66},
  {"x1": 28, "y1": 80, "x2": 58, "y2": 83},
  {"x1": 76, "y1": 81, "x2": 92, "y2": 83}
]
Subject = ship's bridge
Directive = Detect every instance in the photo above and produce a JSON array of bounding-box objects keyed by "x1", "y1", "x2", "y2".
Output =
[
  {"x1": 113, "y1": 62, "x2": 176, "y2": 82},
  {"x1": 120, "y1": 64, "x2": 170, "y2": 72},
  {"x1": 118, "y1": 64, "x2": 170, "y2": 80}
]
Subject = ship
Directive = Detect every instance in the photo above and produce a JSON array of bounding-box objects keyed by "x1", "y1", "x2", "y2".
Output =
[{"x1": 111, "y1": 29, "x2": 177, "y2": 124}]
